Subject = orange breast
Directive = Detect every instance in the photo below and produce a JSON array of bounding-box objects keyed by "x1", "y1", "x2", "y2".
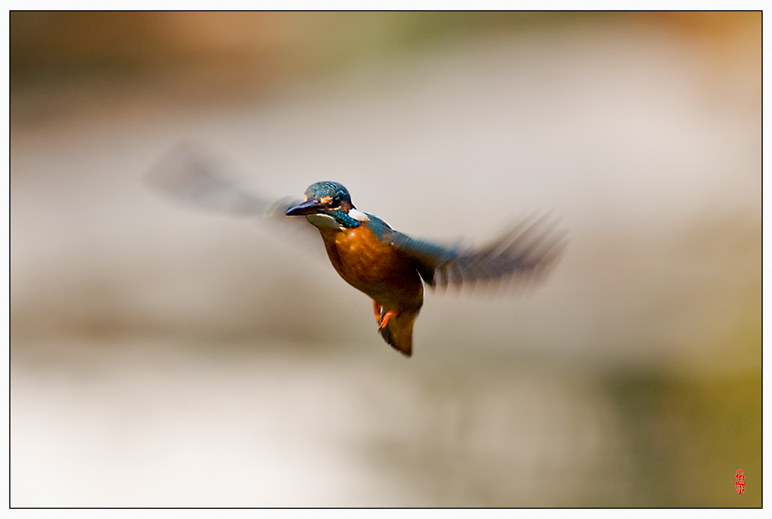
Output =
[{"x1": 320, "y1": 225, "x2": 423, "y2": 311}]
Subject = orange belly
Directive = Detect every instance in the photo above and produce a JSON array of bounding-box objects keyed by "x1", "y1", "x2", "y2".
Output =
[{"x1": 320, "y1": 226, "x2": 423, "y2": 311}]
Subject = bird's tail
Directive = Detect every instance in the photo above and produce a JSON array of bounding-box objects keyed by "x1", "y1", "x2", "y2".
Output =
[{"x1": 378, "y1": 309, "x2": 419, "y2": 357}]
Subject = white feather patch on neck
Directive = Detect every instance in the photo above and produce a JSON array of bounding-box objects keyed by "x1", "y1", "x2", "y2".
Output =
[
  {"x1": 349, "y1": 208, "x2": 370, "y2": 222},
  {"x1": 306, "y1": 213, "x2": 344, "y2": 231}
]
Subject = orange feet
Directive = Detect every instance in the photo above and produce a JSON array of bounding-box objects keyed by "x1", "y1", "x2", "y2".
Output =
[
  {"x1": 379, "y1": 309, "x2": 398, "y2": 329},
  {"x1": 373, "y1": 300, "x2": 399, "y2": 329},
  {"x1": 373, "y1": 300, "x2": 382, "y2": 324}
]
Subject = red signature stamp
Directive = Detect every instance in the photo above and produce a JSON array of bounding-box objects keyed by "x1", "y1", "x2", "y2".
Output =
[{"x1": 735, "y1": 469, "x2": 745, "y2": 495}]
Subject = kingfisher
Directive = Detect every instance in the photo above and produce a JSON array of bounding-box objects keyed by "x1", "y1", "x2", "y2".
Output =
[{"x1": 150, "y1": 145, "x2": 565, "y2": 357}]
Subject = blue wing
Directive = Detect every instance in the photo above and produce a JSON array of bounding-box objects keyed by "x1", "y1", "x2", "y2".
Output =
[{"x1": 391, "y1": 214, "x2": 566, "y2": 291}]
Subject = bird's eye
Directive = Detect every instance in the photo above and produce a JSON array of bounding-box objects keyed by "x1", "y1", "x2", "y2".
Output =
[{"x1": 330, "y1": 196, "x2": 342, "y2": 208}]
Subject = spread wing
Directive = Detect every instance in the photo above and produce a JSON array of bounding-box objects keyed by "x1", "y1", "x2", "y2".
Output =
[
  {"x1": 148, "y1": 142, "x2": 297, "y2": 216},
  {"x1": 147, "y1": 142, "x2": 319, "y2": 242},
  {"x1": 391, "y1": 214, "x2": 566, "y2": 292}
]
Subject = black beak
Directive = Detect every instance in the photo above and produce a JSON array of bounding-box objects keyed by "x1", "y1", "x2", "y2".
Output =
[{"x1": 286, "y1": 199, "x2": 324, "y2": 216}]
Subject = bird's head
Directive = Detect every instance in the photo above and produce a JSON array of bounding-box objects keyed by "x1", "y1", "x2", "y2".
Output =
[{"x1": 286, "y1": 181, "x2": 369, "y2": 229}]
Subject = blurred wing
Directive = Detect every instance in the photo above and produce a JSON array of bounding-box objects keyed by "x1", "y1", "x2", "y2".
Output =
[
  {"x1": 148, "y1": 142, "x2": 292, "y2": 216},
  {"x1": 147, "y1": 142, "x2": 321, "y2": 244},
  {"x1": 392, "y1": 214, "x2": 566, "y2": 291}
]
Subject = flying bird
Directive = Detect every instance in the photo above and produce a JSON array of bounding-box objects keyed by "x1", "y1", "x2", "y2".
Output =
[{"x1": 150, "y1": 145, "x2": 566, "y2": 357}]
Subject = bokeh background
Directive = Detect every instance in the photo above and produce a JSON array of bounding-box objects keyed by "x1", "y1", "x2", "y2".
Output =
[{"x1": 10, "y1": 12, "x2": 760, "y2": 507}]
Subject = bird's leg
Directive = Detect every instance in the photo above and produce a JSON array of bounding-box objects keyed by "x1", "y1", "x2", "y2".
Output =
[
  {"x1": 373, "y1": 300, "x2": 383, "y2": 325},
  {"x1": 373, "y1": 300, "x2": 398, "y2": 328},
  {"x1": 379, "y1": 309, "x2": 399, "y2": 329}
]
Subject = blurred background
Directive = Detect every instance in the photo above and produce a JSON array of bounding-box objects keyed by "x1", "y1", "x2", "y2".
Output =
[{"x1": 10, "y1": 12, "x2": 760, "y2": 507}]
